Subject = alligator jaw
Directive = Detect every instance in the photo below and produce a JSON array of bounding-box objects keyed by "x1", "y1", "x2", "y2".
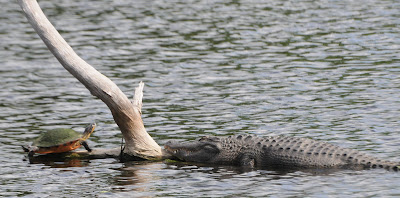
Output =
[
  {"x1": 164, "y1": 140, "x2": 220, "y2": 162},
  {"x1": 164, "y1": 141, "x2": 201, "y2": 161},
  {"x1": 164, "y1": 144, "x2": 191, "y2": 160}
]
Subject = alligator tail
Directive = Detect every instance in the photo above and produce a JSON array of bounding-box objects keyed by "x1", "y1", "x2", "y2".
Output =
[
  {"x1": 365, "y1": 160, "x2": 399, "y2": 171},
  {"x1": 381, "y1": 163, "x2": 399, "y2": 171}
]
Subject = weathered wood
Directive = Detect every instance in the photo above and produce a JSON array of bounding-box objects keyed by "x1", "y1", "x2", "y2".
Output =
[{"x1": 18, "y1": 0, "x2": 162, "y2": 160}]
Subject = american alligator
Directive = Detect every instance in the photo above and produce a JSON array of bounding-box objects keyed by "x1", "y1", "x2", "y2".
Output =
[{"x1": 164, "y1": 134, "x2": 400, "y2": 171}]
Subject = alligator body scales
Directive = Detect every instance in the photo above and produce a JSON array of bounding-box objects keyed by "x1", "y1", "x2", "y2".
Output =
[{"x1": 165, "y1": 134, "x2": 399, "y2": 170}]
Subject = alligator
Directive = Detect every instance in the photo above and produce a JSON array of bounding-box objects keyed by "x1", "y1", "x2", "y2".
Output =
[{"x1": 164, "y1": 134, "x2": 400, "y2": 171}]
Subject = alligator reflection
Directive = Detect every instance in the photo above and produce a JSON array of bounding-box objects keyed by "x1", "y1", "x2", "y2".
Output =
[
  {"x1": 23, "y1": 153, "x2": 90, "y2": 168},
  {"x1": 164, "y1": 160, "x2": 348, "y2": 178}
]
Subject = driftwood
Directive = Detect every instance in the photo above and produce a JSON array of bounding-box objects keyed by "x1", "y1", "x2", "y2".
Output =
[{"x1": 18, "y1": 0, "x2": 163, "y2": 160}]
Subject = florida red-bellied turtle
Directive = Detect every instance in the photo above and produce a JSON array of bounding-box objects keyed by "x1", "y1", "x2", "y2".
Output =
[{"x1": 22, "y1": 123, "x2": 96, "y2": 156}]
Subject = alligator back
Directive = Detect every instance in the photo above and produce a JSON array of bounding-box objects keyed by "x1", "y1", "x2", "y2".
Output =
[{"x1": 215, "y1": 135, "x2": 399, "y2": 170}]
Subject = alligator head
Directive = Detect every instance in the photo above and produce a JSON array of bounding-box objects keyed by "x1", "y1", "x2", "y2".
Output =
[{"x1": 164, "y1": 136, "x2": 222, "y2": 163}]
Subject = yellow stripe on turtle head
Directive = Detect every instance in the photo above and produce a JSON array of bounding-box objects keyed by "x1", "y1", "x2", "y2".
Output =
[{"x1": 81, "y1": 122, "x2": 96, "y2": 140}]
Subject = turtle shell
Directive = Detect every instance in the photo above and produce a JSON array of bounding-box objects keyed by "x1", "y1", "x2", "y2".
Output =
[{"x1": 33, "y1": 128, "x2": 82, "y2": 147}]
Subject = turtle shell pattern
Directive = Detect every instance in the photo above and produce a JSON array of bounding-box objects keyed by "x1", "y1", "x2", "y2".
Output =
[{"x1": 32, "y1": 128, "x2": 83, "y2": 154}]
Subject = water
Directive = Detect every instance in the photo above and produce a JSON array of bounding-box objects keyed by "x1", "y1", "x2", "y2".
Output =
[{"x1": 1, "y1": 0, "x2": 400, "y2": 197}]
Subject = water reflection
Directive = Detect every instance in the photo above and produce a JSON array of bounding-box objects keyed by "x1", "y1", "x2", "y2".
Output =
[
  {"x1": 23, "y1": 153, "x2": 91, "y2": 168},
  {"x1": 111, "y1": 161, "x2": 164, "y2": 193},
  {"x1": 164, "y1": 161, "x2": 351, "y2": 178}
]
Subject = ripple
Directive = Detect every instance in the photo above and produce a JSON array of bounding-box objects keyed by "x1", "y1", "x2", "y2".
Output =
[{"x1": 1, "y1": 0, "x2": 400, "y2": 197}]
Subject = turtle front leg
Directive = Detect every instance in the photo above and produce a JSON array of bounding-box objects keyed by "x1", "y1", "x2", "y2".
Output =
[{"x1": 81, "y1": 141, "x2": 92, "y2": 152}]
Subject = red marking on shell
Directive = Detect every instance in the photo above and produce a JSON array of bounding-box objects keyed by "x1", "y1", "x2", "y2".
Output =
[{"x1": 34, "y1": 140, "x2": 81, "y2": 154}]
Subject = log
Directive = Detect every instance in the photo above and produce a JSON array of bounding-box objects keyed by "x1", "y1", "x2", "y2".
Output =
[{"x1": 18, "y1": 0, "x2": 163, "y2": 160}]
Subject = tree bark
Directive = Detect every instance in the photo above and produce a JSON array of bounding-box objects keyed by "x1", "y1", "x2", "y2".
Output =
[{"x1": 18, "y1": 0, "x2": 163, "y2": 160}]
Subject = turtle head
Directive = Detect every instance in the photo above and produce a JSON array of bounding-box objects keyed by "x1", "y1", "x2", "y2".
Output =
[{"x1": 81, "y1": 122, "x2": 96, "y2": 140}]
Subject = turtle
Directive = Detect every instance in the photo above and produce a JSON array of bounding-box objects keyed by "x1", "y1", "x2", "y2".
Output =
[{"x1": 22, "y1": 123, "x2": 96, "y2": 157}]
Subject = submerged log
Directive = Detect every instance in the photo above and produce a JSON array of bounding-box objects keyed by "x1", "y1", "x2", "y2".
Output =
[{"x1": 18, "y1": 0, "x2": 162, "y2": 160}]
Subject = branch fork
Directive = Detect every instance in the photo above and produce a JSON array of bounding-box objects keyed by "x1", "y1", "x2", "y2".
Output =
[{"x1": 18, "y1": 0, "x2": 163, "y2": 160}]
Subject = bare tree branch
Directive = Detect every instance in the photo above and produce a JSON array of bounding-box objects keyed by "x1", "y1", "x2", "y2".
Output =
[{"x1": 18, "y1": 0, "x2": 162, "y2": 160}]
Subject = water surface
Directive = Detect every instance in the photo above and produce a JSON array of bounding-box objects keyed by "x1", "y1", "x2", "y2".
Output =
[{"x1": 1, "y1": 0, "x2": 400, "y2": 197}]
